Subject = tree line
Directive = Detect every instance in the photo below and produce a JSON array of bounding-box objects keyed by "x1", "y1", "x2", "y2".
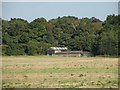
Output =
[{"x1": 1, "y1": 15, "x2": 119, "y2": 56}]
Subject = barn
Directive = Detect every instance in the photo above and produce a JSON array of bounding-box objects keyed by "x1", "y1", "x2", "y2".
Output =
[
  {"x1": 47, "y1": 47, "x2": 68, "y2": 55},
  {"x1": 47, "y1": 47, "x2": 93, "y2": 57}
]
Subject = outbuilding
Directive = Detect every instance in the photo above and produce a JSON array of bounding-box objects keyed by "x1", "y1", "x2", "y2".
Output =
[{"x1": 47, "y1": 47, "x2": 93, "y2": 57}]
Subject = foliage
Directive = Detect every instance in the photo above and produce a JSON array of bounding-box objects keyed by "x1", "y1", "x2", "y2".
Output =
[{"x1": 2, "y1": 15, "x2": 119, "y2": 56}]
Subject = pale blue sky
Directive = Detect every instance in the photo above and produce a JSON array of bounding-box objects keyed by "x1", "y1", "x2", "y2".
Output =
[{"x1": 2, "y1": 2, "x2": 118, "y2": 22}]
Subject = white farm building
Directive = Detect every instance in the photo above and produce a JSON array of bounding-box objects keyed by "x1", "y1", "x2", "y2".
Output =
[{"x1": 47, "y1": 47, "x2": 93, "y2": 57}]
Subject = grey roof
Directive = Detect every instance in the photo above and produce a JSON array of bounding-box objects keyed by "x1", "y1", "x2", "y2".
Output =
[{"x1": 49, "y1": 47, "x2": 68, "y2": 50}]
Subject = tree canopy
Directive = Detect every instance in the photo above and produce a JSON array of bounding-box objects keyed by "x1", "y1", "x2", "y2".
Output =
[{"x1": 2, "y1": 15, "x2": 119, "y2": 56}]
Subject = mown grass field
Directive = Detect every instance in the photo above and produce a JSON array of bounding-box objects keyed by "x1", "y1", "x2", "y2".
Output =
[{"x1": 2, "y1": 56, "x2": 118, "y2": 88}]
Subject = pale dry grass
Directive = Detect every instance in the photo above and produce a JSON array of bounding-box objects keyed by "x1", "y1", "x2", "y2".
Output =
[{"x1": 2, "y1": 56, "x2": 118, "y2": 88}]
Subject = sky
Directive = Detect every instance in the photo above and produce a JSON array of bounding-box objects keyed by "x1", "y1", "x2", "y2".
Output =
[{"x1": 2, "y1": 2, "x2": 118, "y2": 22}]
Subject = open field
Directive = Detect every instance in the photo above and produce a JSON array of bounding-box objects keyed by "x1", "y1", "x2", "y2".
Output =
[{"x1": 2, "y1": 56, "x2": 118, "y2": 88}]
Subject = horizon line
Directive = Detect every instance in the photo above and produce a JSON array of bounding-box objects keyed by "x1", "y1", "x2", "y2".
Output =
[{"x1": 2, "y1": 14, "x2": 118, "y2": 22}]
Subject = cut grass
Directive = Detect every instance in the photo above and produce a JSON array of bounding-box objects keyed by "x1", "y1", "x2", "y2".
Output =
[{"x1": 2, "y1": 56, "x2": 118, "y2": 88}]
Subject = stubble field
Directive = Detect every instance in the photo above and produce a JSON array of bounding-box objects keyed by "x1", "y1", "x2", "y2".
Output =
[{"x1": 2, "y1": 56, "x2": 118, "y2": 88}]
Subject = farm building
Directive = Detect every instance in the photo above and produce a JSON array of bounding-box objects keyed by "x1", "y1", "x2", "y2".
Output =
[
  {"x1": 47, "y1": 47, "x2": 68, "y2": 55},
  {"x1": 47, "y1": 47, "x2": 93, "y2": 57}
]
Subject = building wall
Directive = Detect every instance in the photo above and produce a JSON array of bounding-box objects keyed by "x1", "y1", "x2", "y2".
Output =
[
  {"x1": 52, "y1": 52, "x2": 81, "y2": 57},
  {"x1": 54, "y1": 50, "x2": 62, "y2": 53},
  {"x1": 47, "y1": 48, "x2": 93, "y2": 57}
]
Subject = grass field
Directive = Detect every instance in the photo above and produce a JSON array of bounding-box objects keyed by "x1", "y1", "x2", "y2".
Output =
[{"x1": 2, "y1": 56, "x2": 118, "y2": 88}]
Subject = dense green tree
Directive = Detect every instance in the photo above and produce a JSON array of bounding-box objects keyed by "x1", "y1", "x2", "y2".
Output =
[
  {"x1": 2, "y1": 15, "x2": 119, "y2": 56},
  {"x1": 98, "y1": 15, "x2": 119, "y2": 55}
]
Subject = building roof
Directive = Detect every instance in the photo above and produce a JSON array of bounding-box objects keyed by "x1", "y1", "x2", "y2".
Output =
[{"x1": 49, "y1": 47, "x2": 68, "y2": 50}]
